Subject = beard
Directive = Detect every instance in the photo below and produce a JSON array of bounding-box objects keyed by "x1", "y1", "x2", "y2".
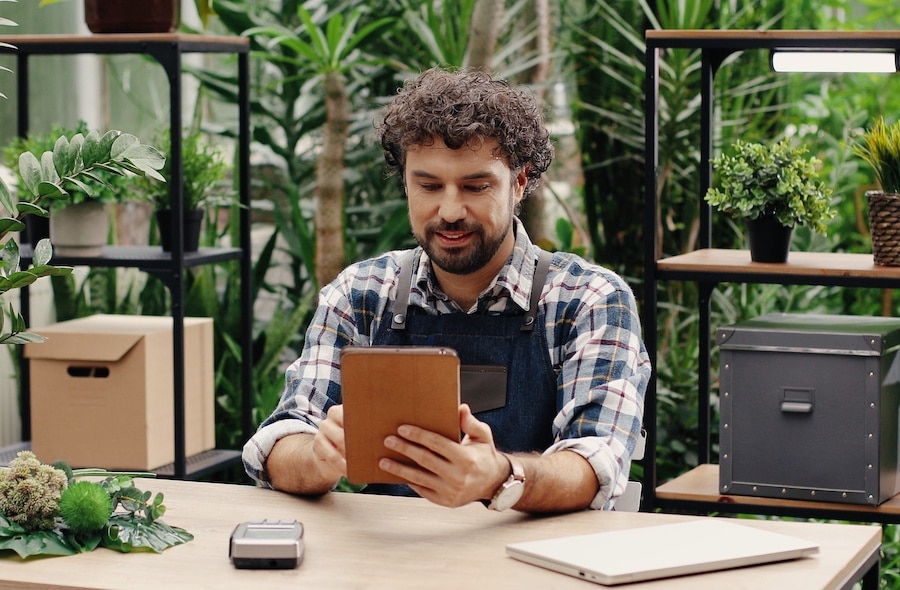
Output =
[{"x1": 413, "y1": 215, "x2": 513, "y2": 275}]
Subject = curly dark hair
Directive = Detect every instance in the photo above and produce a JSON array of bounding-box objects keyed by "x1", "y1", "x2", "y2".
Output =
[{"x1": 377, "y1": 68, "x2": 553, "y2": 199}]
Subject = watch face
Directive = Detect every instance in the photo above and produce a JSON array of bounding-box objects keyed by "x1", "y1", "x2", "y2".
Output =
[{"x1": 493, "y1": 480, "x2": 525, "y2": 511}]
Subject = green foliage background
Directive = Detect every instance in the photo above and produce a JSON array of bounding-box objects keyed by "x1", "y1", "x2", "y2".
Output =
[{"x1": 5, "y1": 0, "x2": 900, "y2": 583}]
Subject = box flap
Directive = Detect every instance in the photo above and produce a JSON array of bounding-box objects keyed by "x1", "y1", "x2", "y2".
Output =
[
  {"x1": 22, "y1": 314, "x2": 171, "y2": 362},
  {"x1": 25, "y1": 331, "x2": 144, "y2": 362}
]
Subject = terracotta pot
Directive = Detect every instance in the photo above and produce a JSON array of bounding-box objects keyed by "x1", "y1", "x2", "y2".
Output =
[
  {"x1": 746, "y1": 215, "x2": 792, "y2": 263},
  {"x1": 84, "y1": 0, "x2": 179, "y2": 34}
]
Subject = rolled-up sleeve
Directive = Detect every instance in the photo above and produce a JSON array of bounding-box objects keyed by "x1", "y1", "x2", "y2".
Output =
[
  {"x1": 544, "y1": 268, "x2": 651, "y2": 509},
  {"x1": 242, "y1": 256, "x2": 397, "y2": 487},
  {"x1": 242, "y1": 281, "x2": 357, "y2": 487}
]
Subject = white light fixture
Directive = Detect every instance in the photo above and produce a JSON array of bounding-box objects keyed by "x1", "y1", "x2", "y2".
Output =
[{"x1": 770, "y1": 50, "x2": 898, "y2": 73}]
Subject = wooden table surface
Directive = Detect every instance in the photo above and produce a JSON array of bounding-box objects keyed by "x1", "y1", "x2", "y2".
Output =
[{"x1": 0, "y1": 478, "x2": 881, "y2": 589}]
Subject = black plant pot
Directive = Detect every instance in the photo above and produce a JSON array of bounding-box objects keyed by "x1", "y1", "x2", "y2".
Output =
[
  {"x1": 24, "y1": 215, "x2": 50, "y2": 246},
  {"x1": 156, "y1": 209, "x2": 203, "y2": 253},
  {"x1": 746, "y1": 215, "x2": 793, "y2": 263}
]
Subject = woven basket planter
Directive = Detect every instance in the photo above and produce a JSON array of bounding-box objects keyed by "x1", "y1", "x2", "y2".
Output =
[{"x1": 867, "y1": 190, "x2": 900, "y2": 266}]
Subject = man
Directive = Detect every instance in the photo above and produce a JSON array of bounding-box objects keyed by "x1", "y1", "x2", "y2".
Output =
[{"x1": 243, "y1": 67, "x2": 651, "y2": 513}]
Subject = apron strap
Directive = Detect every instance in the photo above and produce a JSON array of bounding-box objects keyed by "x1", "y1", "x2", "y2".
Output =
[
  {"x1": 390, "y1": 249, "x2": 553, "y2": 332},
  {"x1": 390, "y1": 251, "x2": 416, "y2": 330},
  {"x1": 521, "y1": 250, "x2": 552, "y2": 332}
]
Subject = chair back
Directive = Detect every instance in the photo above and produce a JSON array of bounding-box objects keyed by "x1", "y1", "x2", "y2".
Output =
[{"x1": 616, "y1": 429, "x2": 646, "y2": 512}]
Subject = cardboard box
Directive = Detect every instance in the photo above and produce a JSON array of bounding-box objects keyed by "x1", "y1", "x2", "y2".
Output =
[
  {"x1": 717, "y1": 313, "x2": 900, "y2": 505},
  {"x1": 24, "y1": 314, "x2": 215, "y2": 470}
]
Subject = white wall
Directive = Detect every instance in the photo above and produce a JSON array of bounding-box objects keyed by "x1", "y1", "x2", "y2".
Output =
[{"x1": 0, "y1": 278, "x2": 55, "y2": 446}]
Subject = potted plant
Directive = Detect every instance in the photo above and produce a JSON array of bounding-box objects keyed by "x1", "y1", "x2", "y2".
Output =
[
  {"x1": 852, "y1": 117, "x2": 900, "y2": 266},
  {"x1": 704, "y1": 138, "x2": 835, "y2": 263},
  {"x1": 4, "y1": 122, "x2": 154, "y2": 257},
  {"x1": 39, "y1": 0, "x2": 215, "y2": 33},
  {"x1": 135, "y1": 128, "x2": 229, "y2": 252},
  {"x1": 84, "y1": 0, "x2": 179, "y2": 33},
  {"x1": 1, "y1": 130, "x2": 165, "y2": 343}
]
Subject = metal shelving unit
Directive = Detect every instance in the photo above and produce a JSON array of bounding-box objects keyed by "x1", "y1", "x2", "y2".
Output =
[
  {"x1": 643, "y1": 29, "x2": 900, "y2": 523},
  {"x1": 2, "y1": 33, "x2": 254, "y2": 479}
]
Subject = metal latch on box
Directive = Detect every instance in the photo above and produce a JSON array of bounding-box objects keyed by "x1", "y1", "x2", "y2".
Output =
[{"x1": 781, "y1": 387, "x2": 814, "y2": 413}]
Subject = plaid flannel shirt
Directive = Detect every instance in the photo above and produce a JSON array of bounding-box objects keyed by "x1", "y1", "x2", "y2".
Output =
[{"x1": 243, "y1": 220, "x2": 650, "y2": 509}]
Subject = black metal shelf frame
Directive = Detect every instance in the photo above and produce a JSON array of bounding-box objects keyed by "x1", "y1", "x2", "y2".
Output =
[
  {"x1": 2, "y1": 34, "x2": 254, "y2": 479},
  {"x1": 642, "y1": 31, "x2": 900, "y2": 519}
]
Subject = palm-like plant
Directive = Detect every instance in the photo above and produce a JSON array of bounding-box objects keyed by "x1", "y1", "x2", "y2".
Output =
[{"x1": 244, "y1": 6, "x2": 393, "y2": 287}]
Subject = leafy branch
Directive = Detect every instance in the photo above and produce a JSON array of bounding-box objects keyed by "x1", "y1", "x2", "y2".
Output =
[{"x1": 0, "y1": 130, "x2": 165, "y2": 344}]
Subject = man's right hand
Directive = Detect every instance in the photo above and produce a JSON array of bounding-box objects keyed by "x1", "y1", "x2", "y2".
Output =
[
  {"x1": 266, "y1": 404, "x2": 347, "y2": 494},
  {"x1": 312, "y1": 404, "x2": 348, "y2": 481}
]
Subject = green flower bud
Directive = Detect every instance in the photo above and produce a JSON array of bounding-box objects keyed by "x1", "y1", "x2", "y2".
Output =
[{"x1": 59, "y1": 481, "x2": 113, "y2": 534}]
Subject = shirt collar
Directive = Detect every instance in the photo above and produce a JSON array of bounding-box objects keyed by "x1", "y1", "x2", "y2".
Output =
[{"x1": 412, "y1": 217, "x2": 539, "y2": 312}]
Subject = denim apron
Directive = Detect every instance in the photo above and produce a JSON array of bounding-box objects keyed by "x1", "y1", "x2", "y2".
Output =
[{"x1": 361, "y1": 250, "x2": 556, "y2": 496}]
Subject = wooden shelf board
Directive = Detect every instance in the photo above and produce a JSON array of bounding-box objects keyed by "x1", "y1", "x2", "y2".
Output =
[
  {"x1": 657, "y1": 249, "x2": 900, "y2": 280},
  {"x1": 0, "y1": 442, "x2": 241, "y2": 481},
  {"x1": 0, "y1": 33, "x2": 249, "y2": 49},
  {"x1": 657, "y1": 464, "x2": 900, "y2": 516}
]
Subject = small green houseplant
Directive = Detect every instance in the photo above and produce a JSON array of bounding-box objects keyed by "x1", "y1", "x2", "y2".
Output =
[
  {"x1": 0, "y1": 130, "x2": 165, "y2": 343},
  {"x1": 3, "y1": 122, "x2": 145, "y2": 256},
  {"x1": 3, "y1": 122, "x2": 139, "y2": 210},
  {"x1": 135, "y1": 128, "x2": 230, "y2": 252},
  {"x1": 704, "y1": 139, "x2": 835, "y2": 262},
  {"x1": 853, "y1": 117, "x2": 900, "y2": 266},
  {"x1": 139, "y1": 129, "x2": 229, "y2": 212}
]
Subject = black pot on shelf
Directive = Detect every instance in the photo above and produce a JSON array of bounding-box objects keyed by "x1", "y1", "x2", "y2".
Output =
[
  {"x1": 23, "y1": 215, "x2": 50, "y2": 246},
  {"x1": 156, "y1": 208, "x2": 203, "y2": 253},
  {"x1": 746, "y1": 215, "x2": 793, "y2": 263}
]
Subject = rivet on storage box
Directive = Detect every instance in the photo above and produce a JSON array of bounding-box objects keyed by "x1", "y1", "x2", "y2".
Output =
[
  {"x1": 717, "y1": 312, "x2": 900, "y2": 506},
  {"x1": 24, "y1": 314, "x2": 215, "y2": 470}
]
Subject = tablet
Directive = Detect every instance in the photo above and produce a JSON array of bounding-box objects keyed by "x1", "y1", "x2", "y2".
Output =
[{"x1": 340, "y1": 346, "x2": 461, "y2": 485}]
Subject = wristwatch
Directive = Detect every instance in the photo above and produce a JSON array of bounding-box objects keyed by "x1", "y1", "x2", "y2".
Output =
[{"x1": 483, "y1": 455, "x2": 525, "y2": 511}]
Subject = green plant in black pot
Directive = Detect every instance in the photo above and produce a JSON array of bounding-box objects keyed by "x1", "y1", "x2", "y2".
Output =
[
  {"x1": 704, "y1": 138, "x2": 835, "y2": 263},
  {"x1": 136, "y1": 129, "x2": 230, "y2": 253},
  {"x1": 853, "y1": 117, "x2": 900, "y2": 266}
]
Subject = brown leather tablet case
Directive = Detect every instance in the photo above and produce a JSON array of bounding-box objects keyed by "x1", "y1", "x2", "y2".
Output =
[{"x1": 341, "y1": 346, "x2": 461, "y2": 485}]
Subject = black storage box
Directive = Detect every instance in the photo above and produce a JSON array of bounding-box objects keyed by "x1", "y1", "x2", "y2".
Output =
[{"x1": 718, "y1": 313, "x2": 900, "y2": 505}]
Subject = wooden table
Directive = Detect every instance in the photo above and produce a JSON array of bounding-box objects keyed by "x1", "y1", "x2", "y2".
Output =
[{"x1": 0, "y1": 479, "x2": 881, "y2": 589}]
